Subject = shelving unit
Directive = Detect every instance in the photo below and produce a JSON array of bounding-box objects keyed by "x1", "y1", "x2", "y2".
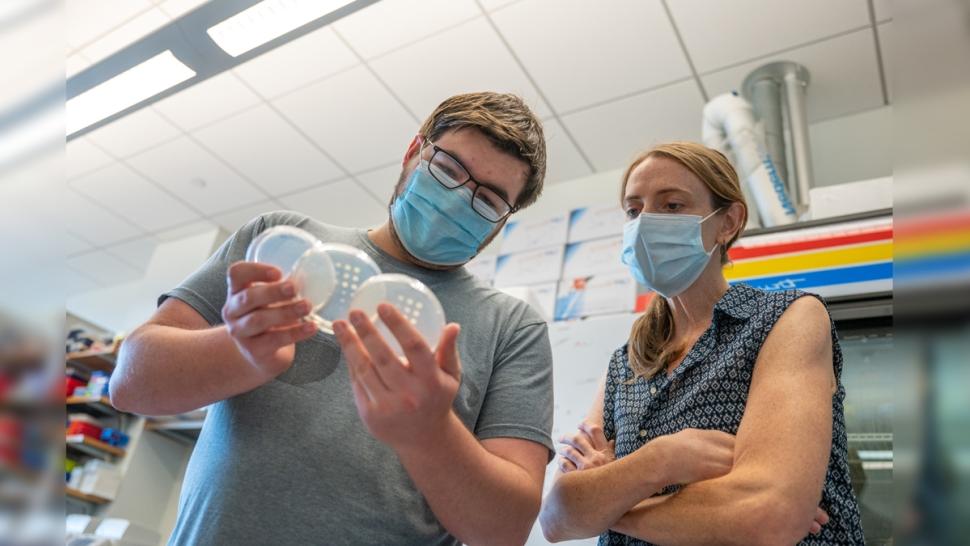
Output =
[
  {"x1": 66, "y1": 396, "x2": 117, "y2": 418},
  {"x1": 66, "y1": 487, "x2": 111, "y2": 505},
  {"x1": 66, "y1": 342, "x2": 120, "y2": 375},
  {"x1": 66, "y1": 434, "x2": 126, "y2": 460}
]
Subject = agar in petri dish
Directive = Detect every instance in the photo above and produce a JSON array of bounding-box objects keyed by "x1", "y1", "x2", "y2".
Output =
[
  {"x1": 245, "y1": 226, "x2": 320, "y2": 277},
  {"x1": 310, "y1": 243, "x2": 382, "y2": 334},
  {"x1": 348, "y1": 273, "x2": 446, "y2": 355}
]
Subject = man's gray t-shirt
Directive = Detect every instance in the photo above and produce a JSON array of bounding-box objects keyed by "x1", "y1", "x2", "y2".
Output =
[{"x1": 162, "y1": 211, "x2": 554, "y2": 546}]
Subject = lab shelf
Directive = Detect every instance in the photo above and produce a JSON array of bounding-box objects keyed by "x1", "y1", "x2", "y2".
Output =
[
  {"x1": 66, "y1": 396, "x2": 118, "y2": 417},
  {"x1": 66, "y1": 487, "x2": 111, "y2": 505},
  {"x1": 66, "y1": 343, "x2": 119, "y2": 375},
  {"x1": 66, "y1": 434, "x2": 126, "y2": 460}
]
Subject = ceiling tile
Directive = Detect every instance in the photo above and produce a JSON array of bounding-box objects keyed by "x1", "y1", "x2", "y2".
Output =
[
  {"x1": 333, "y1": 0, "x2": 481, "y2": 60},
  {"x1": 562, "y1": 80, "x2": 705, "y2": 172},
  {"x1": 67, "y1": 54, "x2": 92, "y2": 78},
  {"x1": 354, "y1": 164, "x2": 402, "y2": 199},
  {"x1": 87, "y1": 107, "x2": 181, "y2": 158},
  {"x1": 103, "y1": 236, "x2": 159, "y2": 272},
  {"x1": 277, "y1": 180, "x2": 386, "y2": 228},
  {"x1": 542, "y1": 119, "x2": 592, "y2": 184},
  {"x1": 157, "y1": 0, "x2": 210, "y2": 19},
  {"x1": 369, "y1": 17, "x2": 551, "y2": 118},
  {"x1": 233, "y1": 27, "x2": 358, "y2": 99},
  {"x1": 210, "y1": 200, "x2": 281, "y2": 233},
  {"x1": 62, "y1": 267, "x2": 105, "y2": 295},
  {"x1": 491, "y1": 0, "x2": 690, "y2": 113},
  {"x1": 66, "y1": 0, "x2": 154, "y2": 51},
  {"x1": 155, "y1": 220, "x2": 220, "y2": 241},
  {"x1": 64, "y1": 231, "x2": 95, "y2": 255},
  {"x1": 273, "y1": 66, "x2": 418, "y2": 173},
  {"x1": 60, "y1": 190, "x2": 145, "y2": 245},
  {"x1": 126, "y1": 136, "x2": 266, "y2": 214},
  {"x1": 873, "y1": 0, "x2": 892, "y2": 22},
  {"x1": 701, "y1": 29, "x2": 883, "y2": 123},
  {"x1": 67, "y1": 138, "x2": 114, "y2": 179},
  {"x1": 878, "y1": 22, "x2": 894, "y2": 102},
  {"x1": 480, "y1": 0, "x2": 522, "y2": 11},
  {"x1": 668, "y1": 0, "x2": 871, "y2": 73},
  {"x1": 69, "y1": 162, "x2": 200, "y2": 231},
  {"x1": 67, "y1": 250, "x2": 142, "y2": 286},
  {"x1": 79, "y1": 7, "x2": 171, "y2": 65},
  {"x1": 152, "y1": 72, "x2": 262, "y2": 131},
  {"x1": 192, "y1": 104, "x2": 344, "y2": 195}
]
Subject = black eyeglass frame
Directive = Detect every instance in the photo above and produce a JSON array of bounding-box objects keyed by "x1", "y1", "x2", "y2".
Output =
[{"x1": 421, "y1": 139, "x2": 519, "y2": 223}]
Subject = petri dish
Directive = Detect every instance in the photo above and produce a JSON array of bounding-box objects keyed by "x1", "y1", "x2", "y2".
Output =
[
  {"x1": 348, "y1": 273, "x2": 446, "y2": 355},
  {"x1": 290, "y1": 243, "x2": 337, "y2": 313},
  {"x1": 246, "y1": 226, "x2": 320, "y2": 277},
  {"x1": 309, "y1": 243, "x2": 381, "y2": 334}
]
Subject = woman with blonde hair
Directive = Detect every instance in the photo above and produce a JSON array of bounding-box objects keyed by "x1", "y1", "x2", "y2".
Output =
[{"x1": 539, "y1": 142, "x2": 864, "y2": 545}]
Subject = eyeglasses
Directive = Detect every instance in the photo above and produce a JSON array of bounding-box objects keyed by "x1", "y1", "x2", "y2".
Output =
[{"x1": 421, "y1": 139, "x2": 517, "y2": 223}]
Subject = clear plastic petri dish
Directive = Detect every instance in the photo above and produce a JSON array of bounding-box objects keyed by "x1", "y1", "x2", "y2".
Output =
[
  {"x1": 290, "y1": 243, "x2": 338, "y2": 313},
  {"x1": 309, "y1": 243, "x2": 382, "y2": 334},
  {"x1": 245, "y1": 226, "x2": 320, "y2": 278},
  {"x1": 348, "y1": 273, "x2": 446, "y2": 355}
]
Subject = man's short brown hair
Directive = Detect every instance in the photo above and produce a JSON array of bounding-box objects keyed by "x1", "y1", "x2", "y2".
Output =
[{"x1": 418, "y1": 92, "x2": 546, "y2": 209}]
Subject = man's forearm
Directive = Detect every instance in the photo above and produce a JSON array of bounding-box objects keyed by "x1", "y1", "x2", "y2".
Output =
[
  {"x1": 540, "y1": 443, "x2": 668, "y2": 541},
  {"x1": 109, "y1": 324, "x2": 268, "y2": 415},
  {"x1": 394, "y1": 411, "x2": 542, "y2": 546}
]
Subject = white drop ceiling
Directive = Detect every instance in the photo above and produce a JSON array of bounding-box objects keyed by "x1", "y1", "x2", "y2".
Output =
[{"x1": 62, "y1": 0, "x2": 892, "y2": 291}]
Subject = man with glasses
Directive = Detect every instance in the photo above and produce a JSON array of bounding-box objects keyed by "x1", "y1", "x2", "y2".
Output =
[{"x1": 110, "y1": 92, "x2": 552, "y2": 545}]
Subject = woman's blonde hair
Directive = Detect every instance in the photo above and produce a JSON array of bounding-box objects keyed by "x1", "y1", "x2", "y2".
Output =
[{"x1": 622, "y1": 142, "x2": 748, "y2": 380}]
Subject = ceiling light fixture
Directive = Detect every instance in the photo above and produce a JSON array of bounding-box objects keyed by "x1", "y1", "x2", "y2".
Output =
[
  {"x1": 207, "y1": 0, "x2": 355, "y2": 57},
  {"x1": 66, "y1": 50, "x2": 195, "y2": 136}
]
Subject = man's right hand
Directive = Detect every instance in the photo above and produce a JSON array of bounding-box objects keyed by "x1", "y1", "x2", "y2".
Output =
[
  {"x1": 221, "y1": 261, "x2": 317, "y2": 379},
  {"x1": 653, "y1": 428, "x2": 735, "y2": 487}
]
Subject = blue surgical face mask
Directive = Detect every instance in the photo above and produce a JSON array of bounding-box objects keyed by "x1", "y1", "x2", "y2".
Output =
[
  {"x1": 620, "y1": 209, "x2": 722, "y2": 298},
  {"x1": 391, "y1": 160, "x2": 496, "y2": 266}
]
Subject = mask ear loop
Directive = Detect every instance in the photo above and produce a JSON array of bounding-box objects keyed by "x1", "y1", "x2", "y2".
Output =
[{"x1": 700, "y1": 207, "x2": 724, "y2": 257}]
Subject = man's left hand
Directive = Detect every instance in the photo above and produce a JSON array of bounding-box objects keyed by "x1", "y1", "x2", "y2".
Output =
[{"x1": 333, "y1": 304, "x2": 462, "y2": 450}]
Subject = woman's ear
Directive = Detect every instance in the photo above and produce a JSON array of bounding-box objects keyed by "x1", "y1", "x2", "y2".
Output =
[{"x1": 721, "y1": 201, "x2": 746, "y2": 244}]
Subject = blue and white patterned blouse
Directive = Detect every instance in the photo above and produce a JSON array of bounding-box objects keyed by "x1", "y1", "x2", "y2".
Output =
[{"x1": 601, "y1": 283, "x2": 865, "y2": 545}]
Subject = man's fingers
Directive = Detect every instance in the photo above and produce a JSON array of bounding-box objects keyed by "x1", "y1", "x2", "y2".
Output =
[
  {"x1": 349, "y1": 310, "x2": 408, "y2": 388},
  {"x1": 227, "y1": 261, "x2": 282, "y2": 294},
  {"x1": 229, "y1": 300, "x2": 311, "y2": 338},
  {"x1": 376, "y1": 304, "x2": 434, "y2": 374},
  {"x1": 810, "y1": 522, "x2": 821, "y2": 535},
  {"x1": 435, "y1": 323, "x2": 462, "y2": 379},
  {"x1": 334, "y1": 320, "x2": 389, "y2": 396},
  {"x1": 224, "y1": 280, "x2": 298, "y2": 320},
  {"x1": 247, "y1": 322, "x2": 316, "y2": 356}
]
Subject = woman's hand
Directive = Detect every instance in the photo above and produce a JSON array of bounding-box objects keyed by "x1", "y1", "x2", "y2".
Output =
[
  {"x1": 557, "y1": 421, "x2": 616, "y2": 473},
  {"x1": 652, "y1": 428, "x2": 735, "y2": 486}
]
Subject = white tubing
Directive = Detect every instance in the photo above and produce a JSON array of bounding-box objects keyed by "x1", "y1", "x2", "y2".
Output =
[{"x1": 702, "y1": 92, "x2": 797, "y2": 228}]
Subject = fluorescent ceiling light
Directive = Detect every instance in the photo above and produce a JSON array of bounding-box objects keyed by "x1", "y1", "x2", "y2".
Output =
[
  {"x1": 207, "y1": 0, "x2": 355, "y2": 57},
  {"x1": 66, "y1": 50, "x2": 195, "y2": 136}
]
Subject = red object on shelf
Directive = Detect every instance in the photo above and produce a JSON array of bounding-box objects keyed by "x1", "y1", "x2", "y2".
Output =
[
  {"x1": 66, "y1": 421, "x2": 103, "y2": 440},
  {"x1": 65, "y1": 376, "x2": 85, "y2": 398}
]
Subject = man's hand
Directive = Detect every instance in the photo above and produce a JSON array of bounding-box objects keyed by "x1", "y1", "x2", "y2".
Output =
[
  {"x1": 221, "y1": 262, "x2": 316, "y2": 379},
  {"x1": 333, "y1": 303, "x2": 462, "y2": 450},
  {"x1": 558, "y1": 421, "x2": 615, "y2": 473}
]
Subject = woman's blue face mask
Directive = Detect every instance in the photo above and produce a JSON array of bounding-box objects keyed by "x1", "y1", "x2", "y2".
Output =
[{"x1": 620, "y1": 208, "x2": 722, "y2": 298}]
